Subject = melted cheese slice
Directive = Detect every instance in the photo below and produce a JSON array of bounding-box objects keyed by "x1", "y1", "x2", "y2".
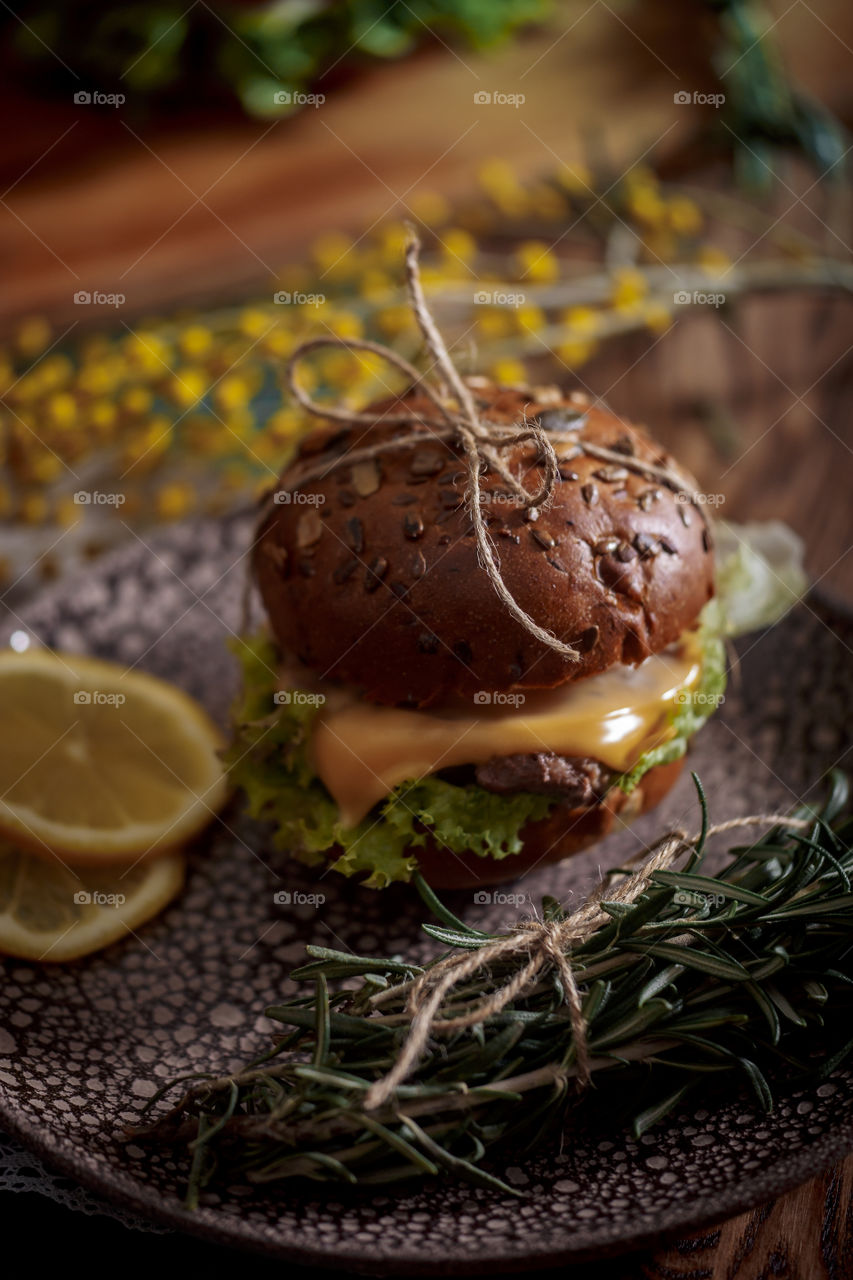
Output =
[{"x1": 308, "y1": 632, "x2": 703, "y2": 827}]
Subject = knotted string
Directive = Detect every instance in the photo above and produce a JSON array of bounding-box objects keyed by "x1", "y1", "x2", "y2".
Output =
[
  {"x1": 362, "y1": 812, "x2": 813, "y2": 1111},
  {"x1": 249, "y1": 226, "x2": 706, "y2": 659}
]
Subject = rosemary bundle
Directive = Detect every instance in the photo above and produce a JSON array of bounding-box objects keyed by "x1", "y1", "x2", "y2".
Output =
[{"x1": 134, "y1": 773, "x2": 853, "y2": 1204}]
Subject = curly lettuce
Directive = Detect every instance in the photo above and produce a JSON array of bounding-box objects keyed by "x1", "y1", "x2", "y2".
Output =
[
  {"x1": 617, "y1": 520, "x2": 806, "y2": 794},
  {"x1": 615, "y1": 605, "x2": 726, "y2": 794},
  {"x1": 225, "y1": 633, "x2": 552, "y2": 888},
  {"x1": 714, "y1": 520, "x2": 807, "y2": 636},
  {"x1": 226, "y1": 521, "x2": 805, "y2": 886}
]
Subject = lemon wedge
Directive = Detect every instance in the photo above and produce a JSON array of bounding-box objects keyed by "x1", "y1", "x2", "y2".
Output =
[
  {"x1": 0, "y1": 648, "x2": 228, "y2": 864},
  {"x1": 0, "y1": 839, "x2": 184, "y2": 961}
]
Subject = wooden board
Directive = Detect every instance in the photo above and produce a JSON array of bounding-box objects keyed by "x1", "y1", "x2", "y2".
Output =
[{"x1": 1, "y1": 0, "x2": 850, "y2": 327}]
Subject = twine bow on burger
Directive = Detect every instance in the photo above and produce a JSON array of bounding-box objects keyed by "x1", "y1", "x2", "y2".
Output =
[
  {"x1": 362, "y1": 812, "x2": 814, "y2": 1111},
  {"x1": 264, "y1": 226, "x2": 706, "y2": 664}
]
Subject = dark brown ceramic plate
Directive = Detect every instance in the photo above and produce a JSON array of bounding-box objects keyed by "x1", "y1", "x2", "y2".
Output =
[{"x1": 1, "y1": 513, "x2": 852, "y2": 1273}]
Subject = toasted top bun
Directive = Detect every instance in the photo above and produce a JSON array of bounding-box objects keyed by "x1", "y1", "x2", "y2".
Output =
[{"x1": 254, "y1": 382, "x2": 714, "y2": 707}]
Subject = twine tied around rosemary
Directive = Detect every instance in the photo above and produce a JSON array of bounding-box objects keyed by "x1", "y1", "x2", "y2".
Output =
[
  {"x1": 363, "y1": 811, "x2": 814, "y2": 1111},
  {"x1": 252, "y1": 226, "x2": 705, "y2": 661}
]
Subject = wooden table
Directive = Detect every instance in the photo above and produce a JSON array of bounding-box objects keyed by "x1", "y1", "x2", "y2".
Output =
[{"x1": 1, "y1": 3, "x2": 852, "y2": 1273}]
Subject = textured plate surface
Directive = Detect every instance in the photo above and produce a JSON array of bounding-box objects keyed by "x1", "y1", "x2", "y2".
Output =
[{"x1": 1, "y1": 513, "x2": 852, "y2": 1273}]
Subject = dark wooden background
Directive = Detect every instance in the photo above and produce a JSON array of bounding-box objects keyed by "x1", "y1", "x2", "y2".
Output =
[{"x1": 1, "y1": 1, "x2": 852, "y2": 1273}]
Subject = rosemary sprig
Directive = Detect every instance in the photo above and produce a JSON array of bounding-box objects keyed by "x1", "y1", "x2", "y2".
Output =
[{"x1": 132, "y1": 772, "x2": 853, "y2": 1205}]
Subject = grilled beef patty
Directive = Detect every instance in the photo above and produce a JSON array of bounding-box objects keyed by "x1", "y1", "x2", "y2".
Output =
[{"x1": 474, "y1": 753, "x2": 612, "y2": 806}]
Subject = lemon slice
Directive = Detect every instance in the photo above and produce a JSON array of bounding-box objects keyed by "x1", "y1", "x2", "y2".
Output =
[
  {"x1": 0, "y1": 839, "x2": 185, "y2": 961},
  {"x1": 0, "y1": 648, "x2": 228, "y2": 864}
]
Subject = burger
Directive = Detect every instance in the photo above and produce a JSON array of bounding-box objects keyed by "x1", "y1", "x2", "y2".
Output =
[{"x1": 228, "y1": 378, "x2": 728, "y2": 889}]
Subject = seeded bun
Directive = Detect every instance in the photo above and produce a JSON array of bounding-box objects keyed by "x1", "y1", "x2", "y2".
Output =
[
  {"x1": 412, "y1": 757, "x2": 685, "y2": 889},
  {"x1": 254, "y1": 382, "x2": 714, "y2": 708}
]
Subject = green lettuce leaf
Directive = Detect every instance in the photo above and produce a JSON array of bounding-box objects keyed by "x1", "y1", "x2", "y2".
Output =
[
  {"x1": 224, "y1": 633, "x2": 552, "y2": 888},
  {"x1": 714, "y1": 519, "x2": 807, "y2": 637},
  {"x1": 615, "y1": 607, "x2": 727, "y2": 795}
]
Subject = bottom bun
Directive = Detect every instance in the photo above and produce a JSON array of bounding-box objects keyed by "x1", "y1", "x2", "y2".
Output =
[{"x1": 413, "y1": 757, "x2": 685, "y2": 890}]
